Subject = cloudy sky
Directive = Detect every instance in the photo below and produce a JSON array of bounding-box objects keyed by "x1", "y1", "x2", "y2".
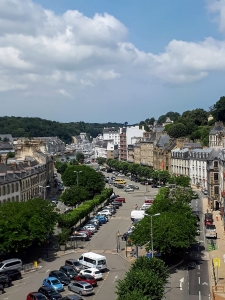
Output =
[{"x1": 1, "y1": 0, "x2": 225, "y2": 123}]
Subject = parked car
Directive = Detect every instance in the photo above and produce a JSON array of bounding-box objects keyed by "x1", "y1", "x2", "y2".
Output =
[
  {"x1": 65, "y1": 259, "x2": 83, "y2": 272},
  {"x1": 79, "y1": 268, "x2": 102, "y2": 280},
  {"x1": 0, "y1": 273, "x2": 12, "y2": 288},
  {"x1": 58, "y1": 185, "x2": 64, "y2": 191},
  {"x1": 97, "y1": 210, "x2": 112, "y2": 217},
  {"x1": 140, "y1": 181, "x2": 149, "y2": 185},
  {"x1": 103, "y1": 206, "x2": 116, "y2": 214},
  {"x1": 76, "y1": 229, "x2": 92, "y2": 237},
  {"x1": 82, "y1": 224, "x2": 97, "y2": 233},
  {"x1": 109, "y1": 194, "x2": 120, "y2": 200},
  {"x1": 204, "y1": 213, "x2": 213, "y2": 226},
  {"x1": 74, "y1": 274, "x2": 97, "y2": 287},
  {"x1": 124, "y1": 187, "x2": 134, "y2": 192},
  {"x1": 42, "y1": 277, "x2": 64, "y2": 292},
  {"x1": 140, "y1": 203, "x2": 151, "y2": 210},
  {"x1": 0, "y1": 269, "x2": 22, "y2": 281},
  {"x1": 121, "y1": 232, "x2": 131, "y2": 241},
  {"x1": 93, "y1": 215, "x2": 107, "y2": 224},
  {"x1": 69, "y1": 233, "x2": 89, "y2": 241},
  {"x1": 114, "y1": 197, "x2": 126, "y2": 203},
  {"x1": 151, "y1": 184, "x2": 158, "y2": 188},
  {"x1": 85, "y1": 219, "x2": 100, "y2": 228},
  {"x1": 68, "y1": 281, "x2": 94, "y2": 296},
  {"x1": 59, "y1": 266, "x2": 78, "y2": 280},
  {"x1": 127, "y1": 184, "x2": 139, "y2": 190},
  {"x1": 117, "y1": 184, "x2": 125, "y2": 189},
  {"x1": 0, "y1": 284, "x2": 4, "y2": 295},
  {"x1": 111, "y1": 201, "x2": 122, "y2": 207},
  {"x1": 38, "y1": 286, "x2": 62, "y2": 300},
  {"x1": 61, "y1": 296, "x2": 83, "y2": 300},
  {"x1": 49, "y1": 271, "x2": 71, "y2": 285},
  {"x1": 27, "y1": 292, "x2": 47, "y2": 300}
]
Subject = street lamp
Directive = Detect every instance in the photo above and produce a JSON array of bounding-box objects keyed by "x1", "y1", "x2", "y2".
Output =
[
  {"x1": 74, "y1": 171, "x2": 82, "y2": 186},
  {"x1": 39, "y1": 185, "x2": 50, "y2": 200},
  {"x1": 145, "y1": 213, "x2": 160, "y2": 258}
]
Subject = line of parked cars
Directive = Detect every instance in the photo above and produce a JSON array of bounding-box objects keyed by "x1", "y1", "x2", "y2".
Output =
[{"x1": 26, "y1": 257, "x2": 105, "y2": 300}]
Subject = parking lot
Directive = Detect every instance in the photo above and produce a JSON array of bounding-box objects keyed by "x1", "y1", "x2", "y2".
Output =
[{"x1": 0, "y1": 176, "x2": 159, "y2": 300}]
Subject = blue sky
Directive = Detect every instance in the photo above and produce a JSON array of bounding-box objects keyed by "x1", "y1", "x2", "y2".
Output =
[{"x1": 0, "y1": 0, "x2": 225, "y2": 123}]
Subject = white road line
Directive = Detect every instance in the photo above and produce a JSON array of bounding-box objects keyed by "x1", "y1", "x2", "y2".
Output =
[
  {"x1": 198, "y1": 265, "x2": 200, "y2": 270},
  {"x1": 46, "y1": 269, "x2": 50, "y2": 273},
  {"x1": 199, "y1": 277, "x2": 200, "y2": 284},
  {"x1": 199, "y1": 290, "x2": 201, "y2": 300}
]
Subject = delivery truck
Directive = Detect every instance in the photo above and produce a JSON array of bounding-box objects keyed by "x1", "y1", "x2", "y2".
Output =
[{"x1": 131, "y1": 210, "x2": 145, "y2": 221}]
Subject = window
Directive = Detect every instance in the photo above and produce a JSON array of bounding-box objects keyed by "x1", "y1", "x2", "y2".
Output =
[
  {"x1": 16, "y1": 182, "x2": 19, "y2": 192},
  {"x1": 214, "y1": 173, "x2": 219, "y2": 181},
  {"x1": 214, "y1": 161, "x2": 218, "y2": 168},
  {"x1": 0, "y1": 187, "x2": 1, "y2": 196},
  {"x1": 214, "y1": 186, "x2": 219, "y2": 195},
  {"x1": 7, "y1": 185, "x2": 10, "y2": 194},
  {"x1": 11, "y1": 183, "x2": 14, "y2": 193}
]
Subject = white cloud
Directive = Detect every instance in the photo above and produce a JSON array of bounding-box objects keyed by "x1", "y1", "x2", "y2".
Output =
[
  {"x1": 1, "y1": 0, "x2": 225, "y2": 121},
  {"x1": 207, "y1": 0, "x2": 225, "y2": 32}
]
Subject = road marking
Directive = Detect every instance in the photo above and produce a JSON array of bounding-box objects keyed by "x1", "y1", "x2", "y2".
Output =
[
  {"x1": 198, "y1": 265, "x2": 200, "y2": 270},
  {"x1": 199, "y1": 277, "x2": 200, "y2": 284},
  {"x1": 199, "y1": 290, "x2": 201, "y2": 300},
  {"x1": 202, "y1": 282, "x2": 208, "y2": 285},
  {"x1": 46, "y1": 269, "x2": 50, "y2": 273},
  {"x1": 180, "y1": 277, "x2": 184, "y2": 290},
  {"x1": 113, "y1": 275, "x2": 118, "y2": 283}
]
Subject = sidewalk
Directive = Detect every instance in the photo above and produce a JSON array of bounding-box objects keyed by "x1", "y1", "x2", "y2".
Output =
[{"x1": 201, "y1": 191, "x2": 225, "y2": 299}]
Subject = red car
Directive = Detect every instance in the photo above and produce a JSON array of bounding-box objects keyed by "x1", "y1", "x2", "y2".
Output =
[
  {"x1": 75, "y1": 274, "x2": 97, "y2": 287},
  {"x1": 27, "y1": 292, "x2": 47, "y2": 300},
  {"x1": 114, "y1": 197, "x2": 126, "y2": 203},
  {"x1": 77, "y1": 229, "x2": 92, "y2": 237}
]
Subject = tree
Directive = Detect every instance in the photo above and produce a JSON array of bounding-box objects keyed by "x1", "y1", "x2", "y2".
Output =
[
  {"x1": 62, "y1": 165, "x2": 105, "y2": 195},
  {"x1": 76, "y1": 152, "x2": 85, "y2": 163},
  {"x1": 0, "y1": 199, "x2": 58, "y2": 254},
  {"x1": 96, "y1": 157, "x2": 107, "y2": 165},
  {"x1": 116, "y1": 257, "x2": 169, "y2": 300},
  {"x1": 60, "y1": 186, "x2": 89, "y2": 206},
  {"x1": 130, "y1": 188, "x2": 197, "y2": 258},
  {"x1": 157, "y1": 115, "x2": 166, "y2": 125},
  {"x1": 167, "y1": 123, "x2": 186, "y2": 138},
  {"x1": 169, "y1": 175, "x2": 190, "y2": 187},
  {"x1": 7, "y1": 151, "x2": 15, "y2": 158},
  {"x1": 55, "y1": 161, "x2": 68, "y2": 175},
  {"x1": 211, "y1": 96, "x2": 225, "y2": 122}
]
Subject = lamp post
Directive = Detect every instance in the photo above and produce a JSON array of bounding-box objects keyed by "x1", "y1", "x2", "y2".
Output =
[
  {"x1": 145, "y1": 213, "x2": 160, "y2": 258},
  {"x1": 39, "y1": 185, "x2": 50, "y2": 200},
  {"x1": 74, "y1": 171, "x2": 82, "y2": 186}
]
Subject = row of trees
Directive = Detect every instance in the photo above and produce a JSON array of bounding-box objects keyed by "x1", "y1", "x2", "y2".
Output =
[
  {"x1": 106, "y1": 159, "x2": 190, "y2": 187},
  {"x1": 130, "y1": 187, "x2": 197, "y2": 259},
  {"x1": 0, "y1": 199, "x2": 58, "y2": 254},
  {"x1": 116, "y1": 256, "x2": 169, "y2": 299}
]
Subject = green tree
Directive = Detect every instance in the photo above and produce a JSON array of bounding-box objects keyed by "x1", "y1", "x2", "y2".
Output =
[
  {"x1": 0, "y1": 199, "x2": 58, "y2": 254},
  {"x1": 60, "y1": 185, "x2": 89, "y2": 206},
  {"x1": 62, "y1": 165, "x2": 105, "y2": 195},
  {"x1": 55, "y1": 161, "x2": 68, "y2": 175},
  {"x1": 96, "y1": 157, "x2": 107, "y2": 165},
  {"x1": 76, "y1": 152, "x2": 85, "y2": 163},
  {"x1": 167, "y1": 123, "x2": 186, "y2": 138},
  {"x1": 211, "y1": 96, "x2": 225, "y2": 122},
  {"x1": 7, "y1": 151, "x2": 15, "y2": 158},
  {"x1": 116, "y1": 257, "x2": 168, "y2": 300},
  {"x1": 157, "y1": 114, "x2": 167, "y2": 124}
]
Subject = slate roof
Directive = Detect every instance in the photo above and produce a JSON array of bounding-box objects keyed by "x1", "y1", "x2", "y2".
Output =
[
  {"x1": 156, "y1": 135, "x2": 170, "y2": 150},
  {"x1": 0, "y1": 134, "x2": 13, "y2": 142}
]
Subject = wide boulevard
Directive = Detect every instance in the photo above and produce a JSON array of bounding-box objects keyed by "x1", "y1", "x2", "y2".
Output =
[{"x1": 0, "y1": 177, "x2": 158, "y2": 300}]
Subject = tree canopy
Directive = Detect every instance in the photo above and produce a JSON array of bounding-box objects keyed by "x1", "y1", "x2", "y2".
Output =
[
  {"x1": 211, "y1": 96, "x2": 225, "y2": 122},
  {"x1": 0, "y1": 199, "x2": 58, "y2": 254},
  {"x1": 59, "y1": 185, "x2": 89, "y2": 206},
  {"x1": 167, "y1": 123, "x2": 186, "y2": 138},
  {"x1": 116, "y1": 257, "x2": 169, "y2": 300}
]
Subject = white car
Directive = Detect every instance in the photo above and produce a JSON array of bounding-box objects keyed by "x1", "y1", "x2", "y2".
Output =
[
  {"x1": 124, "y1": 187, "x2": 134, "y2": 192},
  {"x1": 83, "y1": 225, "x2": 97, "y2": 233},
  {"x1": 140, "y1": 203, "x2": 151, "y2": 210},
  {"x1": 79, "y1": 268, "x2": 103, "y2": 280},
  {"x1": 98, "y1": 210, "x2": 112, "y2": 216}
]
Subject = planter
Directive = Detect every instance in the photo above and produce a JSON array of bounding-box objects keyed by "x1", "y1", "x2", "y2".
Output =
[{"x1": 59, "y1": 244, "x2": 66, "y2": 251}]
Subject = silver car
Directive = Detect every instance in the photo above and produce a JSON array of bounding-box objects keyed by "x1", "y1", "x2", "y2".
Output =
[{"x1": 68, "y1": 281, "x2": 94, "y2": 296}]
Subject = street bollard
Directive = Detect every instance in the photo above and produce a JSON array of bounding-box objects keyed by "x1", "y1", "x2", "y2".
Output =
[{"x1": 34, "y1": 261, "x2": 38, "y2": 268}]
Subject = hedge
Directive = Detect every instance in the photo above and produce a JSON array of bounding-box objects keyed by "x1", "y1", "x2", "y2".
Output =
[{"x1": 58, "y1": 188, "x2": 113, "y2": 228}]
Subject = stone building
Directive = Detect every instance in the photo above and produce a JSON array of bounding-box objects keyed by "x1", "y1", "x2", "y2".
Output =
[{"x1": 209, "y1": 121, "x2": 225, "y2": 147}]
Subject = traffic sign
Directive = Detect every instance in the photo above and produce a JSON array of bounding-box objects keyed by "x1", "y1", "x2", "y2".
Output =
[{"x1": 214, "y1": 258, "x2": 220, "y2": 267}]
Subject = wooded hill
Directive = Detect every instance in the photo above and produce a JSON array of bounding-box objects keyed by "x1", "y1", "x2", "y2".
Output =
[{"x1": 0, "y1": 116, "x2": 125, "y2": 144}]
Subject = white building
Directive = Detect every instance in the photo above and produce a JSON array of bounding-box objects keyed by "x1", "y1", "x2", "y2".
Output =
[
  {"x1": 171, "y1": 148, "x2": 189, "y2": 176},
  {"x1": 189, "y1": 148, "x2": 212, "y2": 189},
  {"x1": 103, "y1": 128, "x2": 120, "y2": 146},
  {"x1": 125, "y1": 126, "x2": 145, "y2": 145}
]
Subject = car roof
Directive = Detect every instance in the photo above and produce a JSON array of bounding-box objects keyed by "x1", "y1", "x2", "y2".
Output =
[
  {"x1": 74, "y1": 281, "x2": 92, "y2": 286},
  {"x1": 39, "y1": 286, "x2": 56, "y2": 291},
  {"x1": 83, "y1": 268, "x2": 98, "y2": 271},
  {"x1": 45, "y1": 276, "x2": 58, "y2": 280}
]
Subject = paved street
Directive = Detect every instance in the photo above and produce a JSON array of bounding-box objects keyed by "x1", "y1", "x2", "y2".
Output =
[
  {"x1": 165, "y1": 191, "x2": 211, "y2": 300},
  {"x1": 0, "y1": 177, "x2": 158, "y2": 300}
]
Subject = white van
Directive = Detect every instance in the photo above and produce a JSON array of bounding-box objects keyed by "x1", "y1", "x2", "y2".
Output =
[
  {"x1": 78, "y1": 252, "x2": 107, "y2": 271},
  {"x1": 131, "y1": 210, "x2": 145, "y2": 221}
]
